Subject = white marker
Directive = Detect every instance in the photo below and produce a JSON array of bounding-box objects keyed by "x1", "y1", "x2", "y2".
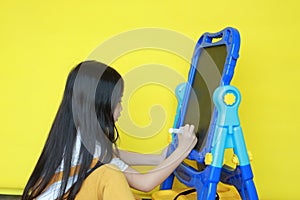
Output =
[{"x1": 169, "y1": 128, "x2": 183, "y2": 134}]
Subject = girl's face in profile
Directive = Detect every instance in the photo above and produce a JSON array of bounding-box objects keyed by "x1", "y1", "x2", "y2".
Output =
[{"x1": 113, "y1": 96, "x2": 123, "y2": 122}]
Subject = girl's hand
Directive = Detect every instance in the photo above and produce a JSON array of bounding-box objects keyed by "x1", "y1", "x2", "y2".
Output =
[
  {"x1": 124, "y1": 124, "x2": 197, "y2": 192},
  {"x1": 176, "y1": 124, "x2": 197, "y2": 153}
]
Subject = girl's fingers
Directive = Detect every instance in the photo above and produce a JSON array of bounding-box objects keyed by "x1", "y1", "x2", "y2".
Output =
[
  {"x1": 183, "y1": 124, "x2": 194, "y2": 135},
  {"x1": 176, "y1": 125, "x2": 195, "y2": 142},
  {"x1": 189, "y1": 125, "x2": 195, "y2": 133}
]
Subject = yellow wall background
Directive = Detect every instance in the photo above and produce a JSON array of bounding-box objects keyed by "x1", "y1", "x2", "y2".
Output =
[{"x1": 0, "y1": 0, "x2": 299, "y2": 199}]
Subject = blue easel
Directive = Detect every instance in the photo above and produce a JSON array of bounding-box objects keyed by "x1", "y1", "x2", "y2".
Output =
[{"x1": 161, "y1": 27, "x2": 259, "y2": 200}]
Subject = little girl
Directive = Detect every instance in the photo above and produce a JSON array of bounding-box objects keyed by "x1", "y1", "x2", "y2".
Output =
[{"x1": 22, "y1": 61, "x2": 197, "y2": 200}]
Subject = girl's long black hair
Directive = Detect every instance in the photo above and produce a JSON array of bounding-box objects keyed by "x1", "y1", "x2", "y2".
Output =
[{"x1": 22, "y1": 61, "x2": 124, "y2": 200}]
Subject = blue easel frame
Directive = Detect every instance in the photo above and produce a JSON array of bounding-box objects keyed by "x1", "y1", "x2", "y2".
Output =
[{"x1": 161, "y1": 27, "x2": 258, "y2": 200}]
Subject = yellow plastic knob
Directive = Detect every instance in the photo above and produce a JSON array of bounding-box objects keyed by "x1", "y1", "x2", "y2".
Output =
[
  {"x1": 168, "y1": 135, "x2": 173, "y2": 144},
  {"x1": 224, "y1": 93, "x2": 236, "y2": 105},
  {"x1": 205, "y1": 153, "x2": 213, "y2": 165},
  {"x1": 232, "y1": 154, "x2": 240, "y2": 165},
  {"x1": 248, "y1": 151, "x2": 253, "y2": 161}
]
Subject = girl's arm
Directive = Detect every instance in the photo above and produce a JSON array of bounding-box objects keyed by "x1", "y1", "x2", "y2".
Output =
[
  {"x1": 117, "y1": 146, "x2": 168, "y2": 166},
  {"x1": 123, "y1": 124, "x2": 197, "y2": 192}
]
